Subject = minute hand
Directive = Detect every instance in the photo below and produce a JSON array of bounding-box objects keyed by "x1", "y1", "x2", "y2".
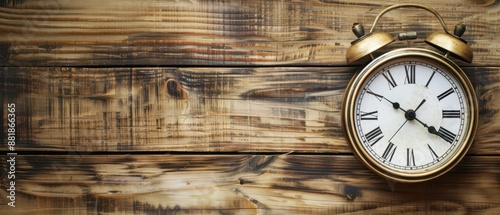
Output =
[{"x1": 367, "y1": 90, "x2": 405, "y2": 111}]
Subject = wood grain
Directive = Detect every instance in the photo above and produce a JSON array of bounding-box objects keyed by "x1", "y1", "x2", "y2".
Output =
[
  {"x1": 2, "y1": 66, "x2": 500, "y2": 154},
  {"x1": 1, "y1": 155, "x2": 499, "y2": 214},
  {"x1": 0, "y1": 0, "x2": 498, "y2": 66},
  {"x1": 1, "y1": 1, "x2": 499, "y2": 213}
]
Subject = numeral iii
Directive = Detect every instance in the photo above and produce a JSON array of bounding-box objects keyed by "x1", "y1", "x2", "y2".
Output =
[{"x1": 442, "y1": 110, "x2": 461, "y2": 118}]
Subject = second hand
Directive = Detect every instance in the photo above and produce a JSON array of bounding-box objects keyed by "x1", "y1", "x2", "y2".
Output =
[{"x1": 388, "y1": 119, "x2": 408, "y2": 142}]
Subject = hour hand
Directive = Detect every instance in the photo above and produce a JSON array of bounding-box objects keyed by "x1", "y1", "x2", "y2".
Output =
[
  {"x1": 415, "y1": 118, "x2": 438, "y2": 135},
  {"x1": 414, "y1": 99, "x2": 426, "y2": 112},
  {"x1": 428, "y1": 126, "x2": 438, "y2": 135},
  {"x1": 412, "y1": 100, "x2": 438, "y2": 135}
]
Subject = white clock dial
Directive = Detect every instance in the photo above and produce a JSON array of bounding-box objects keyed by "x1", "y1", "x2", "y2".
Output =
[
  {"x1": 342, "y1": 48, "x2": 478, "y2": 182},
  {"x1": 354, "y1": 60, "x2": 469, "y2": 172}
]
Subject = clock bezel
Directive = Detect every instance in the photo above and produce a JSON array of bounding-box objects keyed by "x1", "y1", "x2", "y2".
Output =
[{"x1": 341, "y1": 48, "x2": 478, "y2": 182}]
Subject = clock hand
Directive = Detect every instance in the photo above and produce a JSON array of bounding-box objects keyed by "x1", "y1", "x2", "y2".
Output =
[
  {"x1": 366, "y1": 89, "x2": 414, "y2": 141},
  {"x1": 367, "y1": 90, "x2": 405, "y2": 111},
  {"x1": 409, "y1": 99, "x2": 439, "y2": 135},
  {"x1": 402, "y1": 99, "x2": 426, "y2": 121},
  {"x1": 414, "y1": 99, "x2": 426, "y2": 112},
  {"x1": 388, "y1": 119, "x2": 409, "y2": 142},
  {"x1": 415, "y1": 118, "x2": 439, "y2": 135},
  {"x1": 366, "y1": 91, "x2": 436, "y2": 136}
]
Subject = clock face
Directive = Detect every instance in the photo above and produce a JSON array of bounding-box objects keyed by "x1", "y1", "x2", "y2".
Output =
[{"x1": 342, "y1": 49, "x2": 477, "y2": 182}]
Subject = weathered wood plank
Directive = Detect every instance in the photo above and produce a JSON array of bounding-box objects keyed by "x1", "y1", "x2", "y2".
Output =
[
  {"x1": 2, "y1": 67, "x2": 499, "y2": 154},
  {"x1": 1, "y1": 155, "x2": 499, "y2": 214},
  {"x1": 0, "y1": 0, "x2": 498, "y2": 66}
]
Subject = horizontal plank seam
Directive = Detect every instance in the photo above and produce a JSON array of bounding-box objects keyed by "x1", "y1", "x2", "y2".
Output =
[
  {"x1": 1, "y1": 65, "x2": 358, "y2": 68},
  {"x1": 1, "y1": 65, "x2": 499, "y2": 69},
  {"x1": 0, "y1": 151, "x2": 496, "y2": 157}
]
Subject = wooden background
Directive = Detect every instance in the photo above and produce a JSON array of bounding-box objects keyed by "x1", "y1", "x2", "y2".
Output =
[{"x1": 1, "y1": 0, "x2": 499, "y2": 214}]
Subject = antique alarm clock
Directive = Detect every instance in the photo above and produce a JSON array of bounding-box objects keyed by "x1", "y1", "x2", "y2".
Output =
[{"x1": 341, "y1": 4, "x2": 478, "y2": 182}]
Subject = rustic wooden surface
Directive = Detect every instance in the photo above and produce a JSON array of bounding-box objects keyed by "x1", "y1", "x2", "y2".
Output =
[
  {"x1": 1, "y1": 66, "x2": 500, "y2": 154},
  {"x1": 1, "y1": 0, "x2": 499, "y2": 214},
  {"x1": 1, "y1": 155, "x2": 500, "y2": 214},
  {"x1": 0, "y1": 0, "x2": 498, "y2": 66}
]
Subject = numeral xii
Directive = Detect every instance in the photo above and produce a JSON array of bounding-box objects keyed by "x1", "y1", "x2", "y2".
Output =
[{"x1": 404, "y1": 65, "x2": 416, "y2": 84}]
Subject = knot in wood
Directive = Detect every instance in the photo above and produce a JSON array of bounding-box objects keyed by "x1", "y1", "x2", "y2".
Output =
[{"x1": 166, "y1": 79, "x2": 188, "y2": 99}]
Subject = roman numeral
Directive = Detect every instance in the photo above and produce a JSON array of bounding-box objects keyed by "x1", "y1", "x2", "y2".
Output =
[
  {"x1": 382, "y1": 142, "x2": 397, "y2": 162},
  {"x1": 365, "y1": 126, "x2": 384, "y2": 146},
  {"x1": 360, "y1": 111, "x2": 378, "y2": 120},
  {"x1": 442, "y1": 110, "x2": 461, "y2": 118},
  {"x1": 437, "y1": 88, "x2": 454, "y2": 101},
  {"x1": 407, "y1": 148, "x2": 415, "y2": 166},
  {"x1": 427, "y1": 144, "x2": 440, "y2": 161},
  {"x1": 437, "y1": 127, "x2": 457, "y2": 144},
  {"x1": 382, "y1": 70, "x2": 397, "y2": 89},
  {"x1": 404, "y1": 65, "x2": 416, "y2": 84},
  {"x1": 425, "y1": 70, "x2": 436, "y2": 88},
  {"x1": 367, "y1": 90, "x2": 384, "y2": 102}
]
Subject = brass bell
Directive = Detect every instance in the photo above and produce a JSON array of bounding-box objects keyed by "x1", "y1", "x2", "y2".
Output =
[
  {"x1": 346, "y1": 23, "x2": 395, "y2": 64},
  {"x1": 425, "y1": 22, "x2": 473, "y2": 63},
  {"x1": 346, "y1": 4, "x2": 473, "y2": 64}
]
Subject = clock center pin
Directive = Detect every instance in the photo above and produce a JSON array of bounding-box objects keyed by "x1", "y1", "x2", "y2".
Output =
[{"x1": 405, "y1": 109, "x2": 417, "y2": 120}]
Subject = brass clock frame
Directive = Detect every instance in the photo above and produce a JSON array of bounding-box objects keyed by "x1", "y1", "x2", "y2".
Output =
[
  {"x1": 342, "y1": 48, "x2": 478, "y2": 182},
  {"x1": 342, "y1": 3, "x2": 478, "y2": 182}
]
